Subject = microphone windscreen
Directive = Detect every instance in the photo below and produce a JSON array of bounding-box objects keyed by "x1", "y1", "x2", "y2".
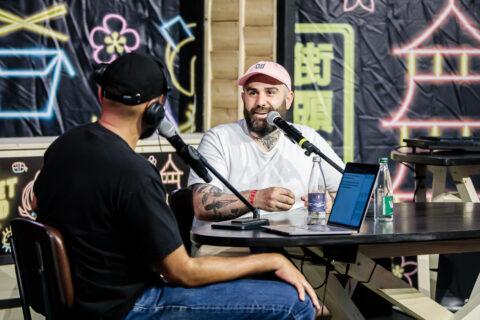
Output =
[
  {"x1": 157, "y1": 118, "x2": 177, "y2": 138},
  {"x1": 267, "y1": 111, "x2": 281, "y2": 126}
]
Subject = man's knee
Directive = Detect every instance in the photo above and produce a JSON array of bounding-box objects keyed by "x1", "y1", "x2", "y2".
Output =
[
  {"x1": 270, "y1": 281, "x2": 315, "y2": 319},
  {"x1": 291, "y1": 292, "x2": 316, "y2": 319}
]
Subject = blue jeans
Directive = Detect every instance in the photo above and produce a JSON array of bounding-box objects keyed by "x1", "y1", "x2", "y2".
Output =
[{"x1": 124, "y1": 279, "x2": 315, "y2": 320}]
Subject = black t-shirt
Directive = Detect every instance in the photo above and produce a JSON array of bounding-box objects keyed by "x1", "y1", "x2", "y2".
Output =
[{"x1": 33, "y1": 122, "x2": 183, "y2": 320}]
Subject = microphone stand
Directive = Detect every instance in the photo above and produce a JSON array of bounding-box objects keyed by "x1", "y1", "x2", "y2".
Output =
[
  {"x1": 187, "y1": 146, "x2": 269, "y2": 230},
  {"x1": 299, "y1": 140, "x2": 344, "y2": 174}
]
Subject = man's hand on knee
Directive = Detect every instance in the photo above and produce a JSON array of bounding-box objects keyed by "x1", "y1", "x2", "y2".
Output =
[{"x1": 273, "y1": 255, "x2": 320, "y2": 311}]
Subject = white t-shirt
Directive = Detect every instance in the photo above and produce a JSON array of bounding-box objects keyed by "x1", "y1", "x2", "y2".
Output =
[{"x1": 188, "y1": 119, "x2": 345, "y2": 217}]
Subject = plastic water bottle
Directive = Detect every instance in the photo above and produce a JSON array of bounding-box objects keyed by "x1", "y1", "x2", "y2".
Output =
[
  {"x1": 374, "y1": 157, "x2": 394, "y2": 222},
  {"x1": 307, "y1": 156, "x2": 327, "y2": 225}
]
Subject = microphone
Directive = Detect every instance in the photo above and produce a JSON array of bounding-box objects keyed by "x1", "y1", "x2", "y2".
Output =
[
  {"x1": 267, "y1": 111, "x2": 344, "y2": 174},
  {"x1": 157, "y1": 118, "x2": 213, "y2": 183},
  {"x1": 267, "y1": 111, "x2": 305, "y2": 145}
]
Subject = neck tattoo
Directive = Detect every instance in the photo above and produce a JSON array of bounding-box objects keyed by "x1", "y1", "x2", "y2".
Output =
[{"x1": 251, "y1": 130, "x2": 280, "y2": 151}]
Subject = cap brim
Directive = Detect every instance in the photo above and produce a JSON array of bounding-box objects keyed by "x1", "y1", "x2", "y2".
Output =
[
  {"x1": 237, "y1": 72, "x2": 263, "y2": 86},
  {"x1": 237, "y1": 71, "x2": 290, "y2": 90}
]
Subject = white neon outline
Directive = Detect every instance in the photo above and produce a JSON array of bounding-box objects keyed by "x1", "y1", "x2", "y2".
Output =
[
  {"x1": 344, "y1": 0, "x2": 375, "y2": 13},
  {"x1": 0, "y1": 48, "x2": 76, "y2": 119},
  {"x1": 157, "y1": 16, "x2": 194, "y2": 50}
]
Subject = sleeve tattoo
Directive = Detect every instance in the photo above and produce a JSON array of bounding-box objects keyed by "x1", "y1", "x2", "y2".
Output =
[{"x1": 191, "y1": 184, "x2": 246, "y2": 221}]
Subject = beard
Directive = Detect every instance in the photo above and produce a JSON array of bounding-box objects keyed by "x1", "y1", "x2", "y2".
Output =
[{"x1": 244, "y1": 101, "x2": 288, "y2": 137}]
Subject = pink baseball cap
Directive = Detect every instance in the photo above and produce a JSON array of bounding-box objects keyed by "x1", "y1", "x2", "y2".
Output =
[{"x1": 237, "y1": 61, "x2": 292, "y2": 90}]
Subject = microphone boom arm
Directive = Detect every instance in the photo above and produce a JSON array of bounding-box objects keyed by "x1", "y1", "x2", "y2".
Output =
[
  {"x1": 188, "y1": 146, "x2": 268, "y2": 228},
  {"x1": 300, "y1": 141, "x2": 344, "y2": 174},
  {"x1": 188, "y1": 146, "x2": 260, "y2": 218}
]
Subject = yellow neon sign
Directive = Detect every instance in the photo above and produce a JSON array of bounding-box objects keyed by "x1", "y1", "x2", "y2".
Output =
[
  {"x1": 0, "y1": 4, "x2": 69, "y2": 42},
  {"x1": 0, "y1": 177, "x2": 18, "y2": 220}
]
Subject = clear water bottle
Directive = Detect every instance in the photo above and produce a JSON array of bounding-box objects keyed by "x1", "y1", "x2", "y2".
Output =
[
  {"x1": 374, "y1": 157, "x2": 394, "y2": 222},
  {"x1": 307, "y1": 156, "x2": 327, "y2": 225}
]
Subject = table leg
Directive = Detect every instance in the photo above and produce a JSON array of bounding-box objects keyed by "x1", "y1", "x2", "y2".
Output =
[
  {"x1": 449, "y1": 166, "x2": 480, "y2": 203},
  {"x1": 417, "y1": 255, "x2": 431, "y2": 298},
  {"x1": 414, "y1": 164, "x2": 427, "y2": 202},
  {"x1": 287, "y1": 248, "x2": 364, "y2": 319},
  {"x1": 452, "y1": 273, "x2": 480, "y2": 319},
  {"x1": 307, "y1": 247, "x2": 452, "y2": 320},
  {"x1": 428, "y1": 166, "x2": 447, "y2": 201}
]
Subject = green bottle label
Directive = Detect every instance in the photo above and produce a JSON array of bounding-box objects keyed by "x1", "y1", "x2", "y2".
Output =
[{"x1": 382, "y1": 195, "x2": 394, "y2": 217}]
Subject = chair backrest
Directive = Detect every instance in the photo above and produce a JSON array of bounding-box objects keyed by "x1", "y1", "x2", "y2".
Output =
[
  {"x1": 169, "y1": 188, "x2": 194, "y2": 254},
  {"x1": 10, "y1": 218, "x2": 74, "y2": 320}
]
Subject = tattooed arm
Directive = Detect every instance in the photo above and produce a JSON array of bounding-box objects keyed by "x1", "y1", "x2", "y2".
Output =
[
  {"x1": 191, "y1": 184, "x2": 250, "y2": 221},
  {"x1": 191, "y1": 183, "x2": 296, "y2": 221}
]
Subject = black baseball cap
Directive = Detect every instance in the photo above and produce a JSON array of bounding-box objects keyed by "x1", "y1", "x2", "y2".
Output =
[{"x1": 95, "y1": 52, "x2": 168, "y2": 105}]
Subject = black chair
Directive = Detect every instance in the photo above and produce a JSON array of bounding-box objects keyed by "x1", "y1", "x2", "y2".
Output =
[
  {"x1": 169, "y1": 188, "x2": 195, "y2": 255},
  {"x1": 9, "y1": 218, "x2": 74, "y2": 320}
]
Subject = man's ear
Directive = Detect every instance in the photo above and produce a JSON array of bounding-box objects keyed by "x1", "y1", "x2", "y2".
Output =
[
  {"x1": 97, "y1": 86, "x2": 103, "y2": 103},
  {"x1": 159, "y1": 94, "x2": 166, "y2": 105},
  {"x1": 285, "y1": 90, "x2": 294, "y2": 110}
]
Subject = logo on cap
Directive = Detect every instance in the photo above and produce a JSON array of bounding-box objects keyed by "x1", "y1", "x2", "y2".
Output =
[{"x1": 255, "y1": 63, "x2": 265, "y2": 69}]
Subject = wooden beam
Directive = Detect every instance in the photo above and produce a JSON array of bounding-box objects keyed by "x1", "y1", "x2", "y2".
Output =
[{"x1": 359, "y1": 239, "x2": 480, "y2": 258}]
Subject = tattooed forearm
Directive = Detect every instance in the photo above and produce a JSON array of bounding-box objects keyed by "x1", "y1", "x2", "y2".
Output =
[
  {"x1": 204, "y1": 199, "x2": 237, "y2": 211},
  {"x1": 191, "y1": 183, "x2": 250, "y2": 221}
]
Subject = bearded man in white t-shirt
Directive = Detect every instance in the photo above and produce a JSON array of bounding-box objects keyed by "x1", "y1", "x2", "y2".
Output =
[{"x1": 188, "y1": 61, "x2": 344, "y2": 223}]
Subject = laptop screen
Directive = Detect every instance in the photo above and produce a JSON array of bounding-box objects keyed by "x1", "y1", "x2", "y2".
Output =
[{"x1": 328, "y1": 163, "x2": 379, "y2": 229}]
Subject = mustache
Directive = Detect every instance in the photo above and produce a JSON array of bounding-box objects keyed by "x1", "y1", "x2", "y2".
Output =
[{"x1": 249, "y1": 106, "x2": 274, "y2": 114}]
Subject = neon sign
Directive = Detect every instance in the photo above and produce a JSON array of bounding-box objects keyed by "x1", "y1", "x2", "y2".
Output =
[
  {"x1": 0, "y1": 48, "x2": 75, "y2": 119},
  {"x1": 383, "y1": 0, "x2": 480, "y2": 128},
  {"x1": 382, "y1": 0, "x2": 480, "y2": 194},
  {"x1": 89, "y1": 14, "x2": 140, "y2": 64},
  {"x1": 0, "y1": 4, "x2": 69, "y2": 42},
  {"x1": 157, "y1": 16, "x2": 194, "y2": 50},
  {"x1": 344, "y1": 0, "x2": 375, "y2": 13}
]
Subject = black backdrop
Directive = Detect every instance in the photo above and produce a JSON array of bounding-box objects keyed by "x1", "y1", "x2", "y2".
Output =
[
  {"x1": 0, "y1": 0, "x2": 203, "y2": 136},
  {"x1": 279, "y1": 0, "x2": 480, "y2": 200}
]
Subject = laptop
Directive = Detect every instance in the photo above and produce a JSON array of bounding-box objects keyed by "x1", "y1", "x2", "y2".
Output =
[{"x1": 262, "y1": 162, "x2": 379, "y2": 236}]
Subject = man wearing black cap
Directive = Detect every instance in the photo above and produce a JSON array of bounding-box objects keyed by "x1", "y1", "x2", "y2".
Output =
[{"x1": 33, "y1": 52, "x2": 319, "y2": 320}]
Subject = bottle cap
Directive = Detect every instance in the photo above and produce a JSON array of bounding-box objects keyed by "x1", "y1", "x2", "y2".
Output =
[{"x1": 379, "y1": 157, "x2": 389, "y2": 164}]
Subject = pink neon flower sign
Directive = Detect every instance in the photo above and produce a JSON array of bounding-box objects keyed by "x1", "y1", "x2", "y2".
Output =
[{"x1": 89, "y1": 14, "x2": 140, "y2": 64}]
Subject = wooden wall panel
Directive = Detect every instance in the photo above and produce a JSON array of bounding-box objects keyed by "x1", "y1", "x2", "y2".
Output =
[
  {"x1": 211, "y1": 80, "x2": 238, "y2": 108},
  {"x1": 245, "y1": 0, "x2": 274, "y2": 26},
  {"x1": 205, "y1": 0, "x2": 276, "y2": 128},
  {"x1": 244, "y1": 26, "x2": 274, "y2": 56},
  {"x1": 211, "y1": 0, "x2": 239, "y2": 21},
  {"x1": 211, "y1": 22, "x2": 239, "y2": 51},
  {"x1": 211, "y1": 108, "x2": 239, "y2": 127},
  {"x1": 211, "y1": 52, "x2": 240, "y2": 79}
]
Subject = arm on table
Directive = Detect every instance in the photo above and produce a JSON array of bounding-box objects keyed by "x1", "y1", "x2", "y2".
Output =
[
  {"x1": 191, "y1": 183, "x2": 296, "y2": 221},
  {"x1": 155, "y1": 244, "x2": 320, "y2": 310}
]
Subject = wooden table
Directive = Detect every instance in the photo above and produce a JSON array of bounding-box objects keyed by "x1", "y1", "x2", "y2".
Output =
[
  {"x1": 391, "y1": 150, "x2": 480, "y2": 202},
  {"x1": 391, "y1": 150, "x2": 480, "y2": 303},
  {"x1": 191, "y1": 203, "x2": 480, "y2": 319}
]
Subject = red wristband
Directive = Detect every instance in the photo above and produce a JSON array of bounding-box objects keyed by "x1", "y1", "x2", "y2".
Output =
[{"x1": 249, "y1": 190, "x2": 258, "y2": 205}]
